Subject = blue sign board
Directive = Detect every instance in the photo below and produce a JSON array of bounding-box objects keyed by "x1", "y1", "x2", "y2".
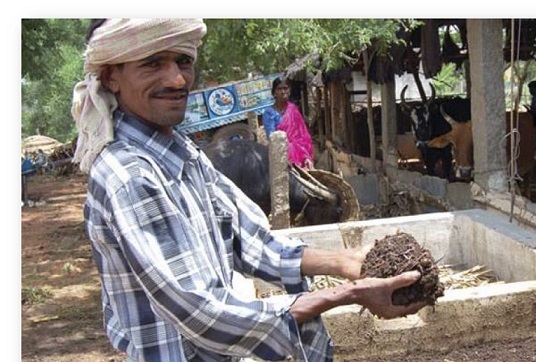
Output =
[{"x1": 177, "y1": 73, "x2": 281, "y2": 134}]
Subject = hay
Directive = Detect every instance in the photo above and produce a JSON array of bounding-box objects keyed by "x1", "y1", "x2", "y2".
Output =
[
  {"x1": 22, "y1": 135, "x2": 62, "y2": 154},
  {"x1": 439, "y1": 264, "x2": 501, "y2": 290}
]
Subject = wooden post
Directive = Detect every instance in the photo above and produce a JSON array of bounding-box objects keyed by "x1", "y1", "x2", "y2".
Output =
[
  {"x1": 331, "y1": 83, "x2": 341, "y2": 143},
  {"x1": 346, "y1": 87, "x2": 357, "y2": 154},
  {"x1": 301, "y1": 83, "x2": 309, "y2": 121},
  {"x1": 269, "y1": 131, "x2": 290, "y2": 229},
  {"x1": 324, "y1": 86, "x2": 332, "y2": 140},
  {"x1": 341, "y1": 85, "x2": 350, "y2": 149},
  {"x1": 22, "y1": 174, "x2": 29, "y2": 206},
  {"x1": 246, "y1": 111, "x2": 259, "y2": 140},
  {"x1": 363, "y1": 51, "x2": 377, "y2": 171},
  {"x1": 317, "y1": 87, "x2": 326, "y2": 148},
  {"x1": 381, "y1": 80, "x2": 398, "y2": 168}
]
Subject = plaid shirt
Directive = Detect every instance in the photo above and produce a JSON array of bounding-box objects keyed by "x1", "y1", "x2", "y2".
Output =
[{"x1": 84, "y1": 111, "x2": 334, "y2": 361}]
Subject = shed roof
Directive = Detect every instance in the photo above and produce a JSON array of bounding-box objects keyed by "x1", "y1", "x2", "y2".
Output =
[
  {"x1": 285, "y1": 19, "x2": 536, "y2": 86},
  {"x1": 22, "y1": 135, "x2": 62, "y2": 154}
]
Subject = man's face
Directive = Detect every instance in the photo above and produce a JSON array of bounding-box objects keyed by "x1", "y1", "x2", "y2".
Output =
[{"x1": 105, "y1": 51, "x2": 195, "y2": 131}]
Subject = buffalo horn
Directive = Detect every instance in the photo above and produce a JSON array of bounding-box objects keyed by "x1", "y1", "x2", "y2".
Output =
[
  {"x1": 293, "y1": 165, "x2": 330, "y2": 191},
  {"x1": 400, "y1": 85, "x2": 410, "y2": 110},
  {"x1": 439, "y1": 104, "x2": 456, "y2": 126},
  {"x1": 427, "y1": 83, "x2": 436, "y2": 106},
  {"x1": 290, "y1": 168, "x2": 338, "y2": 205}
]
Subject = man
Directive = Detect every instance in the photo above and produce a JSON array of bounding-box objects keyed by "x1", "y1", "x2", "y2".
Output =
[
  {"x1": 73, "y1": 19, "x2": 427, "y2": 361},
  {"x1": 34, "y1": 149, "x2": 51, "y2": 173}
]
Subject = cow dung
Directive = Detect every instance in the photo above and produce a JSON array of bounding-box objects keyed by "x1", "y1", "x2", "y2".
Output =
[{"x1": 360, "y1": 232, "x2": 445, "y2": 307}]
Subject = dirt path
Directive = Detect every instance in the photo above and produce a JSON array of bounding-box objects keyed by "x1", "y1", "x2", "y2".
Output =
[
  {"x1": 21, "y1": 173, "x2": 536, "y2": 361},
  {"x1": 21, "y1": 172, "x2": 125, "y2": 362}
]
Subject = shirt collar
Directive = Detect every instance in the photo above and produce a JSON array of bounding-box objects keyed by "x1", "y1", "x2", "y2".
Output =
[{"x1": 113, "y1": 110, "x2": 201, "y2": 177}]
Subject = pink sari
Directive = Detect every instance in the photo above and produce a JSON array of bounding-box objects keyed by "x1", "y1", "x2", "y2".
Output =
[{"x1": 277, "y1": 102, "x2": 314, "y2": 168}]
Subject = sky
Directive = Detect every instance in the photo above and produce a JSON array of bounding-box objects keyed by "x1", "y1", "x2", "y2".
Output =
[{"x1": 7, "y1": 3, "x2": 528, "y2": 359}]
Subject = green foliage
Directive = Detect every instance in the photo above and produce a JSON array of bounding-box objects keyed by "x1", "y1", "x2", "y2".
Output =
[
  {"x1": 431, "y1": 63, "x2": 466, "y2": 96},
  {"x1": 430, "y1": 25, "x2": 468, "y2": 97},
  {"x1": 22, "y1": 43, "x2": 85, "y2": 142},
  {"x1": 195, "y1": 19, "x2": 283, "y2": 85},
  {"x1": 22, "y1": 19, "x2": 419, "y2": 141},
  {"x1": 195, "y1": 19, "x2": 419, "y2": 86},
  {"x1": 21, "y1": 19, "x2": 56, "y2": 80},
  {"x1": 505, "y1": 59, "x2": 536, "y2": 109},
  {"x1": 21, "y1": 19, "x2": 88, "y2": 143},
  {"x1": 21, "y1": 18, "x2": 87, "y2": 81}
]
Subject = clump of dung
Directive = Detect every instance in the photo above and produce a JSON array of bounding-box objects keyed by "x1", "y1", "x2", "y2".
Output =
[{"x1": 361, "y1": 232, "x2": 445, "y2": 306}]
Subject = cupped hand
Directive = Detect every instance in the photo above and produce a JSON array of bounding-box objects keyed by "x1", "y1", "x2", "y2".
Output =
[
  {"x1": 338, "y1": 243, "x2": 374, "y2": 280},
  {"x1": 356, "y1": 270, "x2": 429, "y2": 319}
]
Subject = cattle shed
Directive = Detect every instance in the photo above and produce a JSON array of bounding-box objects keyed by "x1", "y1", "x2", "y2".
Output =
[{"x1": 284, "y1": 19, "x2": 536, "y2": 230}]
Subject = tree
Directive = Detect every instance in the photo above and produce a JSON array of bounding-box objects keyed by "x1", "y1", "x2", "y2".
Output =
[
  {"x1": 21, "y1": 19, "x2": 88, "y2": 142},
  {"x1": 22, "y1": 19, "x2": 419, "y2": 142},
  {"x1": 21, "y1": 19, "x2": 88, "y2": 81},
  {"x1": 195, "y1": 19, "x2": 420, "y2": 86}
]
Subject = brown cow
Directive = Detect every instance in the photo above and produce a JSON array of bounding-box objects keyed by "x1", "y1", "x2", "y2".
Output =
[
  {"x1": 396, "y1": 133, "x2": 426, "y2": 173},
  {"x1": 397, "y1": 132, "x2": 424, "y2": 161},
  {"x1": 426, "y1": 113, "x2": 473, "y2": 180},
  {"x1": 427, "y1": 110, "x2": 536, "y2": 195}
]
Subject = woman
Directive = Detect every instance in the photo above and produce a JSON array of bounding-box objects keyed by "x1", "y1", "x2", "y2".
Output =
[{"x1": 263, "y1": 77, "x2": 314, "y2": 168}]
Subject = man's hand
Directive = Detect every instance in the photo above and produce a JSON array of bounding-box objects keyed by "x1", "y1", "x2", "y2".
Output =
[
  {"x1": 289, "y1": 270, "x2": 428, "y2": 323},
  {"x1": 337, "y1": 243, "x2": 374, "y2": 280},
  {"x1": 300, "y1": 244, "x2": 373, "y2": 280},
  {"x1": 353, "y1": 271, "x2": 428, "y2": 319},
  {"x1": 304, "y1": 158, "x2": 314, "y2": 169}
]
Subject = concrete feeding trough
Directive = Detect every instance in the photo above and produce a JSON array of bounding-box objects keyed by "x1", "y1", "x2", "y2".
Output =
[{"x1": 262, "y1": 209, "x2": 536, "y2": 359}]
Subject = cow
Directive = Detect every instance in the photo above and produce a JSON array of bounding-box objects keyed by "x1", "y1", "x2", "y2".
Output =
[
  {"x1": 427, "y1": 107, "x2": 474, "y2": 180},
  {"x1": 351, "y1": 104, "x2": 426, "y2": 173},
  {"x1": 427, "y1": 110, "x2": 536, "y2": 196},
  {"x1": 400, "y1": 84, "x2": 472, "y2": 181},
  {"x1": 201, "y1": 138, "x2": 344, "y2": 226}
]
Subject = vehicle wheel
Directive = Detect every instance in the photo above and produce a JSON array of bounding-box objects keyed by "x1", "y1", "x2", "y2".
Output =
[{"x1": 211, "y1": 123, "x2": 257, "y2": 143}]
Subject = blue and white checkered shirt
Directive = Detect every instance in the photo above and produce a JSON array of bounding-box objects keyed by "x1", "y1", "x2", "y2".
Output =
[{"x1": 84, "y1": 111, "x2": 334, "y2": 361}]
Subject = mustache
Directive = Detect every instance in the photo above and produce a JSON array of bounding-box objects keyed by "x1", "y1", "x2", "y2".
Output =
[{"x1": 151, "y1": 87, "x2": 189, "y2": 98}]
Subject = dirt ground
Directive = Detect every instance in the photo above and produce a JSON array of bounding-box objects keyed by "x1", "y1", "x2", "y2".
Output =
[
  {"x1": 21, "y1": 172, "x2": 126, "y2": 362},
  {"x1": 21, "y1": 172, "x2": 536, "y2": 361}
]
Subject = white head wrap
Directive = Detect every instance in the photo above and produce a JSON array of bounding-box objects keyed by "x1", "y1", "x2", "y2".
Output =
[{"x1": 71, "y1": 18, "x2": 207, "y2": 173}]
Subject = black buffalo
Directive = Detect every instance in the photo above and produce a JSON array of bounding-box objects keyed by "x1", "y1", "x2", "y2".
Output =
[
  {"x1": 400, "y1": 84, "x2": 471, "y2": 181},
  {"x1": 201, "y1": 139, "x2": 342, "y2": 226}
]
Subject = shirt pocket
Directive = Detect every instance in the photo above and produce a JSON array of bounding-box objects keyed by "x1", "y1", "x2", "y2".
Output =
[{"x1": 215, "y1": 212, "x2": 235, "y2": 271}]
